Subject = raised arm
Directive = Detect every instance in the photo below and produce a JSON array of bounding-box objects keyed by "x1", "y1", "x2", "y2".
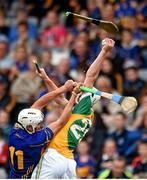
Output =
[
  {"x1": 49, "y1": 83, "x2": 81, "y2": 134},
  {"x1": 37, "y1": 68, "x2": 68, "y2": 107},
  {"x1": 31, "y1": 80, "x2": 75, "y2": 110},
  {"x1": 84, "y1": 38, "x2": 115, "y2": 88}
]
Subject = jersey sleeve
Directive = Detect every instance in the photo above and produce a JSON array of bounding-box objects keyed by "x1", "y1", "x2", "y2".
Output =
[{"x1": 28, "y1": 127, "x2": 54, "y2": 147}]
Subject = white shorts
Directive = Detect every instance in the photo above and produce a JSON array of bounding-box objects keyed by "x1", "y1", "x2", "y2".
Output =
[{"x1": 31, "y1": 148, "x2": 77, "y2": 179}]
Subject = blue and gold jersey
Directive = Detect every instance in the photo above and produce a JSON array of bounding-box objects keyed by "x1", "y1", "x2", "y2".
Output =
[
  {"x1": 9, "y1": 126, "x2": 53, "y2": 179},
  {"x1": 75, "y1": 154, "x2": 96, "y2": 178}
]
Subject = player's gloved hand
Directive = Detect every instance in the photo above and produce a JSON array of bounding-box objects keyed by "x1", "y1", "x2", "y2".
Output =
[
  {"x1": 64, "y1": 80, "x2": 77, "y2": 92},
  {"x1": 101, "y1": 38, "x2": 115, "y2": 52}
]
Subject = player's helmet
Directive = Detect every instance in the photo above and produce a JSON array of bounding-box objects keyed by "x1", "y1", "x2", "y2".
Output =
[{"x1": 18, "y1": 108, "x2": 44, "y2": 134}]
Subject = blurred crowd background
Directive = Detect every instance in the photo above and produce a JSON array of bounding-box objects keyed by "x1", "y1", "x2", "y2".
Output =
[{"x1": 0, "y1": 0, "x2": 147, "y2": 178}]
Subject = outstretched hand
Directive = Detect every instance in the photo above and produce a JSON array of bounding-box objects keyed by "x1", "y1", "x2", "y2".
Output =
[
  {"x1": 64, "y1": 80, "x2": 77, "y2": 92},
  {"x1": 102, "y1": 38, "x2": 115, "y2": 52}
]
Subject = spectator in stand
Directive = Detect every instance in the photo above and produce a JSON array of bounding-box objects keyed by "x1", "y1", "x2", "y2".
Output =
[
  {"x1": 132, "y1": 139, "x2": 147, "y2": 178},
  {"x1": 93, "y1": 75, "x2": 122, "y2": 129},
  {"x1": 66, "y1": 0, "x2": 82, "y2": 18},
  {"x1": 11, "y1": 55, "x2": 41, "y2": 122},
  {"x1": 10, "y1": 21, "x2": 36, "y2": 53},
  {"x1": 21, "y1": 0, "x2": 58, "y2": 19},
  {"x1": 0, "y1": 9, "x2": 9, "y2": 37},
  {"x1": 9, "y1": 44, "x2": 29, "y2": 81},
  {"x1": 0, "y1": 35, "x2": 13, "y2": 74},
  {"x1": 120, "y1": 16, "x2": 143, "y2": 41},
  {"x1": 40, "y1": 50, "x2": 55, "y2": 76},
  {"x1": 98, "y1": 156, "x2": 133, "y2": 179},
  {"x1": 86, "y1": 0, "x2": 101, "y2": 19},
  {"x1": 64, "y1": 0, "x2": 83, "y2": 28},
  {"x1": 73, "y1": 70, "x2": 85, "y2": 83},
  {"x1": 97, "y1": 138, "x2": 119, "y2": 172},
  {"x1": 0, "y1": 74, "x2": 16, "y2": 113},
  {"x1": 77, "y1": 31, "x2": 90, "y2": 45},
  {"x1": 136, "y1": 1, "x2": 147, "y2": 67},
  {"x1": 9, "y1": 7, "x2": 37, "y2": 43},
  {"x1": 100, "y1": 3, "x2": 115, "y2": 22},
  {"x1": 107, "y1": 112, "x2": 140, "y2": 161},
  {"x1": 70, "y1": 38, "x2": 94, "y2": 71},
  {"x1": 71, "y1": 31, "x2": 97, "y2": 60},
  {"x1": 0, "y1": 128, "x2": 8, "y2": 178},
  {"x1": 135, "y1": 90, "x2": 147, "y2": 118},
  {"x1": 89, "y1": 112, "x2": 107, "y2": 161},
  {"x1": 137, "y1": 1, "x2": 147, "y2": 33},
  {"x1": 76, "y1": 30, "x2": 107, "y2": 63},
  {"x1": 45, "y1": 106, "x2": 62, "y2": 124},
  {"x1": 120, "y1": 15, "x2": 147, "y2": 68},
  {"x1": 70, "y1": 10, "x2": 89, "y2": 37},
  {"x1": 53, "y1": 58, "x2": 72, "y2": 85},
  {"x1": 100, "y1": 58, "x2": 123, "y2": 94},
  {"x1": 123, "y1": 61, "x2": 146, "y2": 99},
  {"x1": 117, "y1": 29, "x2": 140, "y2": 66},
  {"x1": 132, "y1": 112, "x2": 147, "y2": 138},
  {"x1": 0, "y1": 110, "x2": 11, "y2": 142},
  {"x1": 39, "y1": 10, "x2": 67, "y2": 50},
  {"x1": 115, "y1": 0, "x2": 137, "y2": 19},
  {"x1": 75, "y1": 140, "x2": 96, "y2": 179}
]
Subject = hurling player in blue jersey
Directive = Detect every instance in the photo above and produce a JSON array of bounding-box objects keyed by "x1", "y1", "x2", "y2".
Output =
[{"x1": 9, "y1": 79, "x2": 80, "y2": 179}]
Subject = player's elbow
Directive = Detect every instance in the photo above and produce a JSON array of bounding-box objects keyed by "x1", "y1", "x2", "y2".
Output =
[
  {"x1": 86, "y1": 72, "x2": 97, "y2": 81},
  {"x1": 84, "y1": 75, "x2": 97, "y2": 88}
]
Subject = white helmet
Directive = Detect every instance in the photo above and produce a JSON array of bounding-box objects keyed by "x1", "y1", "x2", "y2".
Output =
[{"x1": 18, "y1": 108, "x2": 44, "y2": 134}]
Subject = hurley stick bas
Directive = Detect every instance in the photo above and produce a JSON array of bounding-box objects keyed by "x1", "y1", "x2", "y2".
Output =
[
  {"x1": 80, "y1": 86, "x2": 137, "y2": 114},
  {"x1": 65, "y1": 12, "x2": 119, "y2": 34}
]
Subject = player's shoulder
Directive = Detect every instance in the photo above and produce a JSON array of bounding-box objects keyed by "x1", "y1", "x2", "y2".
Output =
[
  {"x1": 45, "y1": 127, "x2": 54, "y2": 136},
  {"x1": 9, "y1": 127, "x2": 28, "y2": 147},
  {"x1": 30, "y1": 127, "x2": 53, "y2": 136},
  {"x1": 10, "y1": 127, "x2": 26, "y2": 137},
  {"x1": 28, "y1": 127, "x2": 54, "y2": 145},
  {"x1": 42, "y1": 127, "x2": 54, "y2": 142}
]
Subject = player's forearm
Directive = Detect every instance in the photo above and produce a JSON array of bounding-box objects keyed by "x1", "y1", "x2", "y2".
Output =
[
  {"x1": 42, "y1": 75, "x2": 68, "y2": 107},
  {"x1": 84, "y1": 48, "x2": 108, "y2": 88},
  {"x1": 62, "y1": 93, "x2": 77, "y2": 114},
  {"x1": 43, "y1": 75, "x2": 58, "y2": 91},
  {"x1": 84, "y1": 38, "x2": 115, "y2": 88},
  {"x1": 87, "y1": 49, "x2": 107, "y2": 79},
  {"x1": 31, "y1": 85, "x2": 67, "y2": 110}
]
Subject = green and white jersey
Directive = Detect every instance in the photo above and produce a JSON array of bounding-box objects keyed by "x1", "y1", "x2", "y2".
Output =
[{"x1": 49, "y1": 93, "x2": 94, "y2": 159}]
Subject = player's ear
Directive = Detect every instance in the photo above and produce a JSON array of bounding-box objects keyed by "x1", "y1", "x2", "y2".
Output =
[{"x1": 26, "y1": 125, "x2": 33, "y2": 133}]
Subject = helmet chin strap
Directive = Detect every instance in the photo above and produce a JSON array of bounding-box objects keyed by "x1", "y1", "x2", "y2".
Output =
[
  {"x1": 16, "y1": 122, "x2": 34, "y2": 134},
  {"x1": 16, "y1": 122, "x2": 25, "y2": 130}
]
